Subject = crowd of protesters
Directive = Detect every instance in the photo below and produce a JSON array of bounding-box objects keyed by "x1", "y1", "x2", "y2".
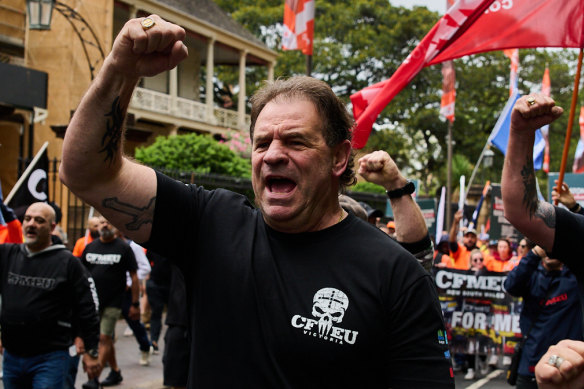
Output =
[{"x1": 2, "y1": 14, "x2": 584, "y2": 389}]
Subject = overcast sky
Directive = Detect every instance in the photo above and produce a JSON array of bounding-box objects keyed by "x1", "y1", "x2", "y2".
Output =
[{"x1": 389, "y1": 0, "x2": 446, "y2": 14}]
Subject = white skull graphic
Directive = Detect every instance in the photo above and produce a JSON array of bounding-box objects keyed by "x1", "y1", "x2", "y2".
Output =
[{"x1": 312, "y1": 288, "x2": 349, "y2": 336}]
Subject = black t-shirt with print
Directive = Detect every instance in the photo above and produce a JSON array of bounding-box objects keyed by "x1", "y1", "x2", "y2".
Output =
[
  {"x1": 81, "y1": 238, "x2": 137, "y2": 309},
  {"x1": 146, "y1": 172, "x2": 454, "y2": 388}
]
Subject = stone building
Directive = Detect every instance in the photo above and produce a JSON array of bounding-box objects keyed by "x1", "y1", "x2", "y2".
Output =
[{"x1": 0, "y1": 0, "x2": 277, "y2": 239}]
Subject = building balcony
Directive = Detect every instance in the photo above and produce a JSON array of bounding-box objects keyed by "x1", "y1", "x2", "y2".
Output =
[{"x1": 130, "y1": 86, "x2": 250, "y2": 132}]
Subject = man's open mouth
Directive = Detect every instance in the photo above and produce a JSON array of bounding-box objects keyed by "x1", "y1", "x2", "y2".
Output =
[{"x1": 267, "y1": 177, "x2": 297, "y2": 194}]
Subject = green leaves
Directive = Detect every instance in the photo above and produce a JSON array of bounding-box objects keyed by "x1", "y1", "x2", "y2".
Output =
[{"x1": 134, "y1": 133, "x2": 251, "y2": 177}]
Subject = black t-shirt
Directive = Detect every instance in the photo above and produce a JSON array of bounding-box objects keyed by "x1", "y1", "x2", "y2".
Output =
[
  {"x1": 146, "y1": 172, "x2": 454, "y2": 388},
  {"x1": 81, "y1": 238, "x2": 137, "y2": 309},
  {"x1": 551, "y1": 206, "x2": 584, "y2": 281}
]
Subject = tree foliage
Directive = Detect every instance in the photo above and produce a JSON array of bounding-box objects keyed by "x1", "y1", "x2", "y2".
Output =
[
  {"x1": 134, "y1": 133, "x2": 251, "y2": 177},
  {"x1": 215, "y1": 0, "x2": 582, "y2": 196}
]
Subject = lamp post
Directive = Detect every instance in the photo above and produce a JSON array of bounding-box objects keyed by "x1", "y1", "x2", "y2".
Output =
[
  {"x1": 26, "y1": 0, "x2": 105, "y2": 80},
  {"x1": 483, "y1": 148, "x2": 495, "y2": 169},
  {"x1": 26, "y1": 0, "x2": 54, "y2": 30}
]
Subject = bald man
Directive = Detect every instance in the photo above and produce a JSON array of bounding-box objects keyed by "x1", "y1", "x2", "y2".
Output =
[
  {"x1": 73, "y1": 216, "x2": 101, "y2": 257},
  {"x1": 0, "y1": 202, "x2": 101, "y2": 388}
]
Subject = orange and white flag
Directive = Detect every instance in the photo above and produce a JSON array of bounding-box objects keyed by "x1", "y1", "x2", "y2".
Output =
[
  {"x1": 440, "y1": 60, "x2": 455, "y2": 123},
  {"x1": 503, "y1": 49, "x2": 519, "y2": 96},
  {"x1": 282, "y1": 0, "x2": 315, "y2": 55}
]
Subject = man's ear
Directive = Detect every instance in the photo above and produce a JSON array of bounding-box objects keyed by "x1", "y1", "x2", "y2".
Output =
[
  {"x1": 50, "y1": 222, "x2": 57, "y2": 233},
  {"x1": 332, "y1": 140, "x2": 352, "y2": 178}
]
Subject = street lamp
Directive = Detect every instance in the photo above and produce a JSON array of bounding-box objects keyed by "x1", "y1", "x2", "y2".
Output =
[
  {"x1": 25, "y1": 0, "x2": 104, "y2": 79},
  {"x1": 26, "y1": 0, "x2": 54, "y2": 30},
  {"x1": 483, "y1": 148, "x2": 495, "y2": 168}
]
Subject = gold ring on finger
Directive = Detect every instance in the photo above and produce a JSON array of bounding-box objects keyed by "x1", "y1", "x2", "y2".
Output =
[
  {"x1": 527, "y1": 96, "x2": 536, "y2": 106},
  {"x1": 141, "y1": 18, "x2": 155, "y2": 30}
]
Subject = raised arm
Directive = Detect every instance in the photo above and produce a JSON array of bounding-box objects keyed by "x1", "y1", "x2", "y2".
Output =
[
  {"x1": 357, "y1": 150, "x2": 427, "y2": 243},
  {"x1": 501, "y1": 94, "x2": 563, "y2": 252},
  {"x1": 59, "y1": 16, "x2": 188, "y2": 243}
]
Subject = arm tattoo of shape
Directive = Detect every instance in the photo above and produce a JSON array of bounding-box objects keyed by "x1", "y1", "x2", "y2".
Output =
[
  {"x1": 535, "y1": 202, "x2": 556, "y2": 229},
  {"x1": 520, "y1": 155, "x2": 556, "y2": 228},
  {"x1": 100, "y1": 96, "x2": 124, "y2": 165},
  {"x1": 520, "y1": 155, "x2": 538, "y2": 217},
  {"x1": 102, "y1": 197, "x2": 156, "y2": 231}
]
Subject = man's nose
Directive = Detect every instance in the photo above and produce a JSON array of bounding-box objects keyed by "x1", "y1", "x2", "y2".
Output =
[{"x1": 263, "y1": 141, "x2": 288, "y2": 165}]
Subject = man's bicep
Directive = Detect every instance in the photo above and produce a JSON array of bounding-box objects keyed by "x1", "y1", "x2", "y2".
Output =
[
  {"x1": 91, "y1": 161, "x2": 156, "y2": 244},
  {"x1": 511, "y1": 201, "x2": 555, "y2": 252}
]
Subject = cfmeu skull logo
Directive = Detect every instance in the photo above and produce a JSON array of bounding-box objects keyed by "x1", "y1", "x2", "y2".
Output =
[{"x1": 312, "y1": 288, "x2": 349, "y2": 336}]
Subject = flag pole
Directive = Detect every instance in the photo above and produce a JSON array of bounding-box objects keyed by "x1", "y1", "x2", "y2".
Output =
[
  {"x1": 446, "y1": 120, "x2": 453, "y2": 231},
  {"x1": 306, "y1": 54, "x2": 312, "y2": 76},
  {"x1": 555, "y1": 47, "x2": 583, "y2": 205},
  {"x1": 5, "y1": 141, "x2": 49, "y2": 205}
]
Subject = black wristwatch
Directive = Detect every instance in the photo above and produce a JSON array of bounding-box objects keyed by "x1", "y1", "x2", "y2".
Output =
[
  {"x1": 386, "y1": 180, "x2": 415, "y2": 199},
  {"x1": 131, "y1": 301, "x2": 140, "y2": 308},
  {"x1": 86, "y1": 348, "x2": 99, "y2": 358}
]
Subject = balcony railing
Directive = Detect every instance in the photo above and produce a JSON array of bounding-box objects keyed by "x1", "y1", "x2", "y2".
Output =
[{"x1": 131, "y1": 87, "x2": 250, "y2": 130}]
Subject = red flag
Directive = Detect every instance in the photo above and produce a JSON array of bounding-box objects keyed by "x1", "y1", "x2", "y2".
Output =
[
  {"x1": 540, "y1": 67, "x2": 551, "y2": 173},
  {"x1": 282, "y1": 0, "x2": 315, "y2": 55},
  {"x1": 573, "y1": 107, "x2": 584, "y2": 173},
  {"x1": 440, "y1": 61, "x2": 455, "y2": 123},
  {"x1": 503, "y1": 49, "x2": 519, "y2": 96},
  {"x1": 351, "y1": 0, "x2": 584, "y2": 149}
]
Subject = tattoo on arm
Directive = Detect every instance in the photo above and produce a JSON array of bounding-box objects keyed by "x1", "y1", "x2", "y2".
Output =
[
  {"x1": 102, "y1": 197, "x2": 156, "y2": 231},
  {"x1": 534, "y1": 202, "x2": 556, "y2": 228},
  {"x1": 520, "y1": 155, "x2": 538, "y2": 217},
  {"x1": 100, "y1": 96, "x2": 124, "y2": 165},
  {"x1": 520, "y1": 154, "x2": 556, "y2": 228}
]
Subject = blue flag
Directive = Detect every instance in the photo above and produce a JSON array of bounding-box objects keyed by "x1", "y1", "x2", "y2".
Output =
[{"x1": 488, "y1": 91, "x2": 545, "y2": 170}]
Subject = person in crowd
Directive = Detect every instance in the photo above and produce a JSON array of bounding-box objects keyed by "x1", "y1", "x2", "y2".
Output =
[
  {"x1": 0, "y1": 197, "x2": 23, "y2": 244},
  {"x1": 59, "y1": 16, "x2": 453, "y2": 387},
  {"x1": 385, "y1": 220, "x2": 396, "y2": 237},
  {"x1": 484, "y1": 237, "x2": 519, "y2": 272},
  {"x1": 469, "y1": 249, "x2": 486, "y2": 274},
  {"x1": 146, "y1": 250, "x2": 171, "y2": 354},
  {"x1": 552, "y1": 180, "x2": 584, "y2": 216},
  {"x1": 163, "y1": 264, "x2": 190, "y2": 389},
  {"x1": 359, "y1": 201, "x2": 384, "y2": 225},
  {"x1": 515, "y1": 238, "x2": 535, "y2": 262},
  {"x1": 500, "y1": 94, "x2": 584, "y2": 315},
  {"x1": 80, "y1": 217, "x2": 139, "y2": 388},
  {"x1": 338, "y1": 194, "x2": 367, "y2": 221},
  {"x1": 463, "y1": 248, "x2": 489, "y2": 380},
  {"x1": 0, "y1": 202, "x2": 100, "y2": 388},
  {"x1": 535, "y1": 339, "x2": 584, "y2": 388},
  {"x1": 357, "y1": 150, "x2": 434, "y2": 272},
  {"x1": 433, "y1": 233, "x2": 450, "y2": 268},
  {"x1": 119, "y1": 233, "x2": 152, "y2": 365},
  {"x1": 73, "y1": 216, "x2": 101, "y2": 257},
  {"x1": 446, "y1": 209, "x2": 478, "y2": 270},
  {"x1": 48, "y1": 202, "x2": 68, "y2": 245},
  {"x1": 504, "y1": 246, "x2": 583, "y2": 388}
]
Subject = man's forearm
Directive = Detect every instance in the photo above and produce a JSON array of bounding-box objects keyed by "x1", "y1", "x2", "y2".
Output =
[
  {"x1": 389, "y1": 196, "x2": 428, "y2": 243},
  {"x1": 502, "y1": 118, "x2": 555, "y2": 250},
  {"x1": 60, "y1": 60, "x2": 139, "y2": 195}
]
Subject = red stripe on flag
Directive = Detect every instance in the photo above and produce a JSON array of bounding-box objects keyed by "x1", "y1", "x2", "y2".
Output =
[{"x1": 351, "y1": 0, "x2": 584, "y2": 149}]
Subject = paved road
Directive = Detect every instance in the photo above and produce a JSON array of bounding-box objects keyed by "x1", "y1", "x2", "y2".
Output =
[
  {"x1": 0, "y1": 319, "x2": 513, "y2": 388},
  {"x1": 0, "y1": 319, "x2": 166, "y2": 389}
]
